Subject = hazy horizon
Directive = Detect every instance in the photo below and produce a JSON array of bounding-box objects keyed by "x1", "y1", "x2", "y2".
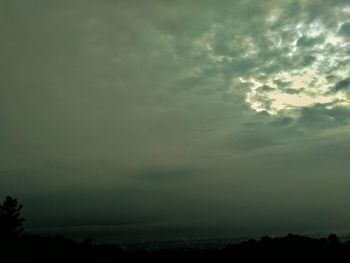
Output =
[{"x1": 1, "y1": 0, "x2": 350, "y2": 243}]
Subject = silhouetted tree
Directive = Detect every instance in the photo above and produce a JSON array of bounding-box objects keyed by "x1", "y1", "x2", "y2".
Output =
[
  {"x1": 0, "y1": 196, "x2": 25, "y2": 241},
  {"x1": 328, "y1": 234, "x2": 340, "y2": 245}
]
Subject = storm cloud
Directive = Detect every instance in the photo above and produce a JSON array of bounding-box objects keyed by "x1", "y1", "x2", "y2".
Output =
[{"x1": 1, "y1": 0, "x2": 350, "y2": 242}]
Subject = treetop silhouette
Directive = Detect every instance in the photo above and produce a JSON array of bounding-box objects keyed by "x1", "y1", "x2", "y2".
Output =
[{"x1": 0, "y1": 196, "x2": 25, "y2": 240}]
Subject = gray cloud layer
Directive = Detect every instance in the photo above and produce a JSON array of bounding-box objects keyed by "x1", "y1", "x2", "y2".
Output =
[{"x1": 1, "y1": 0, "x2": 350, "y2": 241}]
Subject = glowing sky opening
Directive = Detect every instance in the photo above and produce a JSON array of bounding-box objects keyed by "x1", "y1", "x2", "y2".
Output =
[{"x1": 240, "y1": 18, "x2": 350, "y2": 115}]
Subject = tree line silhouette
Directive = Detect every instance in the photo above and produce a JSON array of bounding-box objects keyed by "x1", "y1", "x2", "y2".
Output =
[{"x1": 1, "y1": 195, "x2": 350, "y2": 261}]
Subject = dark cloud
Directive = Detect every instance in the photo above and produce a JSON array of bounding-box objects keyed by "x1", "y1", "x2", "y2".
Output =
[
  {"x1": 273, "y1": 79, "x2": 292, "y2": 88},
  {"x1": 334, "y1": 77, "x2": 350, "y2": 92},
  {"x1": 339, "y1": 22, "x2": 350, "y2": 38},
  {"x1": 133, "y1": 168, "x2": 197, "y2": 182},
  {"x1": 259, "y1": 85, "x2": 275, "y2": 92},
  {"x1": 326, "y1": 75, "x2": 337, "y2": 83},
  {"x1": 1, "y1": 0, "x2": 350, "y2": 241},
  {"x1": 229, "y1": 132, "x2": 277, "y2": 152},
  {"x1": 296, "y1": 35, "x2": 324, "y2": 47},
  {"x1": 284, "y1": 88, "x2": 304, "y2": 94},
  {"x1": 298, "y1": 104, "x2": 350, "y2": 128}
]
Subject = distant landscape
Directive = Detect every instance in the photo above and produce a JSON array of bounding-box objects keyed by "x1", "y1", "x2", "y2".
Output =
[{"x1": 2, "y1": 196, "x2": 350, "y2": 260}]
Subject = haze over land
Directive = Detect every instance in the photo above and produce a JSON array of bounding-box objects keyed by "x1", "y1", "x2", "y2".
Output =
[{"x1": 1, "y1": 0, "x2": 350, "y2": 242}]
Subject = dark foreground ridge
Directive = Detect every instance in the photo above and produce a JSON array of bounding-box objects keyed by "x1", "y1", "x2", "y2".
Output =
[
  {"x1": 1, "y1": 196, "x2": 350, "y2": 261},
  {"x1": 2, "y1": 233, "x2": 350, "y2": 262}
]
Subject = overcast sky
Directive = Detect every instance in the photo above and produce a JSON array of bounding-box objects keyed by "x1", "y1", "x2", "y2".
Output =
[{"x1": 1, "y1": 0, "x2": 350, "y2": 242}]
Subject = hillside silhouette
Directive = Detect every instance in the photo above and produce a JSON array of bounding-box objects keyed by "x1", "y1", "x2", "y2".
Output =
[{"x1": 1, "y1": 196, "x2": 350, "y2": 261}]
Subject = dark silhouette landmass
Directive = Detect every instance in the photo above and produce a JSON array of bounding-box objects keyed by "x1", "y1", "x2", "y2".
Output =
[{"x1": 1, "y1": 196, "x2": 350, "y2": 261}]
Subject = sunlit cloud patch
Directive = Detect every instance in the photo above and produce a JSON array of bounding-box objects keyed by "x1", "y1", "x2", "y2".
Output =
[{"x1": 241, "y1": 17, "x2": 350, "y2": 115}]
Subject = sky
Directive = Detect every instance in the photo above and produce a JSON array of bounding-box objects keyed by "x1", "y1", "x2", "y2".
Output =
[{"x1": 1, "y1": 0, "x2": 350, "y2": 243}]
